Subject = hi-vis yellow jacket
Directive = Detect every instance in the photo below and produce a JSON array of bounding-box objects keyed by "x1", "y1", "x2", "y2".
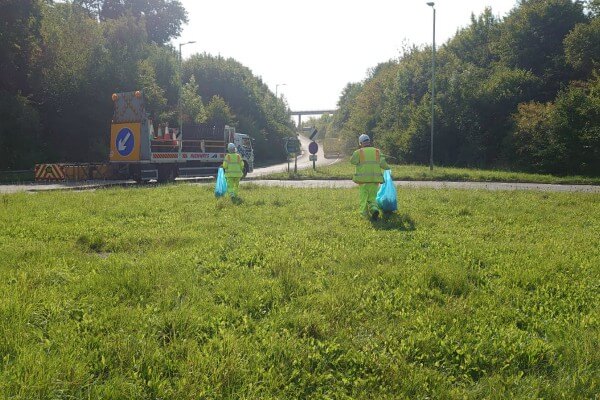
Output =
[
  {"x1": 350, "y1": 147, "x2": 389, "y2": 183},
  {"x1": 223, "y1": 153, "x2": 244, "y2": 178}
]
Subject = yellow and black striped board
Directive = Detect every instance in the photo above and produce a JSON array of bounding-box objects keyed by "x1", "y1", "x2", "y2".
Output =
[
  {"x1": 34, "y1": 164, "x2": 66, "y2": 181},
  {"x1": 62, "y1": 164, "x2": 116, "y2": 180}
]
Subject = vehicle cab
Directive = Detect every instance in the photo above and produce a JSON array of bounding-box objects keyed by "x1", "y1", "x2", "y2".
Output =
[{"x1": 234, "y1": 132, "x2": 254, "y2": 173}]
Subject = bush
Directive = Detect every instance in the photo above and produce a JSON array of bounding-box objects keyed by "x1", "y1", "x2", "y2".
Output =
[
  {"x1": 512, "y1": 75, "x2": 600, "y2": 174},
  {"x1": 0, "y1": 91, "x2": 43, "y2": 170}
]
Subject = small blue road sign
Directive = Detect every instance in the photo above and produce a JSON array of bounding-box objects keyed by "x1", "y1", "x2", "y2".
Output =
[
  {"x1": 116, "y1": 128, "x2": 134, "y2": 157},
  {"x1": 285, "y1": 138, "x2": 301, "y2": 154}
]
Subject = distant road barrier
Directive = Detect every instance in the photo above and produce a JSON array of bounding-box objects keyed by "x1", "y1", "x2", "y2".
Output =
[
  {"x1": 35, "y1": 164, "x2": 65, "y2": 181},
  {"x1": 34, "y1": 163, "x2": 119, "y2": 182}
]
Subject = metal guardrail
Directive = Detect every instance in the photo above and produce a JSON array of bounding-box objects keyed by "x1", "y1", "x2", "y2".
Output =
[
  {"x1": 0, "y1": 169, "x2": 35, "y2": 183},
  {"x1": 0, "y1": 169, "x2": 33, "y2": 174}
]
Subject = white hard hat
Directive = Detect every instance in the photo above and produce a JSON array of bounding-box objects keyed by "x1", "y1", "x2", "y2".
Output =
[
  {"x1": 227, "y1": 143, "x2": 236, "y2": 152},
  {"x1": 359, "y1": 134, "x2": 370, "y2": 144}
]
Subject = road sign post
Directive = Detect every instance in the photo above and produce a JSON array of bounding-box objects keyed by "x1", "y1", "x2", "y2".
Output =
[
  {"x1": 309, "y1": 154, "x2": 318, "y2": 170},
  {"x1": 284, "y1": 137, "x2": 301, "y2": 174},
  {"x1": 308, "y1": 141, "x2": 319, "y2": 171}
]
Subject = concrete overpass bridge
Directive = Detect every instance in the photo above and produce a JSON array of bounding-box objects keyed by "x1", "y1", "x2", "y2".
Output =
[{"x1": 290, "y1": 109, "x2": 336, "y2": 128}]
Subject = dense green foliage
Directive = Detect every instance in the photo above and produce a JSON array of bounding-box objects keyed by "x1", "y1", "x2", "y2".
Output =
[
  {"x1": 74, "y1": 0, "x2": 188, "y2": 44},
  {"x1": 512, "y1": 75, "x2": 600, "y2": 173},
  {"x1": 0, "y1": 92, "x2": 43, "y2": 170},
  {"x1": 183, "y1": 54, "x2": 294, "y2": 162},
  {"x1": 326, "y1": 0, "x2": 600, "y2": 175},
  {"x1": 0, "y1": 185, "x2": 598, "y2": 398},
  {"x1": 0, "y1": 0, "x2": 294, "y2": 170}
]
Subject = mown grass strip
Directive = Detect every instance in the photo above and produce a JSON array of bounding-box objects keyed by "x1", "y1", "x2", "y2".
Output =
[{"x1": 263, "y1": 161, "x2": 600, "y2": 185}]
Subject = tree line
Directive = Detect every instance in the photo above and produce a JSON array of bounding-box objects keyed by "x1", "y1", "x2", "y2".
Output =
[
  {"x1": 326, "y1": 0, "x2": 599, "y2": 175},
  {"x1": 0, "y1": 0, "x2": 294, "y2": 170}
]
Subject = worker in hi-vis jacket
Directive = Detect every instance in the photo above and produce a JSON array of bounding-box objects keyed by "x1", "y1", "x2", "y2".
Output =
[
  {"x1": 350, "y1": 134, "x2": 390, "y2": 220},
  {"x1": 222, "y1": 143, "x2": 244, "y2": 198}
]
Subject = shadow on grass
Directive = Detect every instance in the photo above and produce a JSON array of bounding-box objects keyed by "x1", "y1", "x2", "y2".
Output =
[
  {"x1": 215, "y1": 196, "x2": 244, "y2": 208},
  {"x1": 231, "y1": 197, "x2": 244, "y2": 205},
  {"x1": 371, "y1": 212, "x2": 416, "y2": 231}
]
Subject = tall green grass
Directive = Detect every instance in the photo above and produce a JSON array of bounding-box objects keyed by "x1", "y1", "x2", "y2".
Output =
[
  {"x1": 265, "y1": 161, "x2": 600, "y2": 185},
  {"x1": 0, "y1": 185, "x2": 598, "y2": 399}
]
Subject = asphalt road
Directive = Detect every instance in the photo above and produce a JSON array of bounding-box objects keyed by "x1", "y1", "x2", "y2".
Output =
[{"x1": 247, "y1": 135, "x2": 339, "y2": 177}]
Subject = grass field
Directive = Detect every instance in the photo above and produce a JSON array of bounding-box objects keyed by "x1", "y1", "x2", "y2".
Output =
[
  {"x1": 0, "y1": 184, "x2": 599, "y2": 399},
  {"x1": 264, "y1": 161, "x2": 600, "y2": 185}
]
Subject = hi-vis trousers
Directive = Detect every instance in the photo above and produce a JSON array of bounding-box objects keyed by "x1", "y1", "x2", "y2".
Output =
[
  {"x1": 226, "y1": 177, "x2": 240, "y2": 197},
  {"x1": 359, "y1": 183, "x2": 380, "y2": 216}
]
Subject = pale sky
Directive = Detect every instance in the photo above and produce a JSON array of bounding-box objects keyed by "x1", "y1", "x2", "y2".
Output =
[{"x1": 177, "y1": 0, "x2": 518, "y2": 111}]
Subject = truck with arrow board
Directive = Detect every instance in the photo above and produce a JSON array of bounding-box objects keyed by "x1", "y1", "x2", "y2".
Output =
[
  {"x1": 109, "y1": 90, "x2": 254, "y2": 182},
  {"x1": 33, "y1": 90, "x2": 254, "y2": 183}
]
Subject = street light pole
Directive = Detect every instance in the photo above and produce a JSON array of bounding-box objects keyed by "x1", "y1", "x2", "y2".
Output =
[
  {"x1": 427, "y1": 2, "x2": 435, "y2": 171},
  {"x1": 179, "y1": 41, "x2": 196, "y2": 139},
  {"x1": 275, "y1": 83, "x2": 286, "y2": 98}
]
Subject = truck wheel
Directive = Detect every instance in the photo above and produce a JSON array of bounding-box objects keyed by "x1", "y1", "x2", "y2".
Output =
[
  {"x1": 242, "y1": 161, "x2": 249, "y2": 179},
  {"x1": 130, "y1": 165, "x2": 144, "y2": 183},
  {"x1": 157, "y1": 166, "x2": 175, "y2": 183}
]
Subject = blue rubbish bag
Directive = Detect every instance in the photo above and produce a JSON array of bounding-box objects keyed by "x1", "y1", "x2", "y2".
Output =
[
  {"x1": 376, "y1": 169, "x2": 397, "y2": 212},
  {"x1": 214, "y1": 167, "x2": 228, "y2": 197}
]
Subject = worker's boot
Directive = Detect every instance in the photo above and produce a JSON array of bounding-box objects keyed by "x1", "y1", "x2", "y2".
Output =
[{"x1": 370, "y1": 208, "x2": 380, "y2": 221}]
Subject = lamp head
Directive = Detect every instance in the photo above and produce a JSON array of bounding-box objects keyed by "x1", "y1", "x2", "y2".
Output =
[{"x1": 427, "y1": 2, "x2": 435, "y2": 6}]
